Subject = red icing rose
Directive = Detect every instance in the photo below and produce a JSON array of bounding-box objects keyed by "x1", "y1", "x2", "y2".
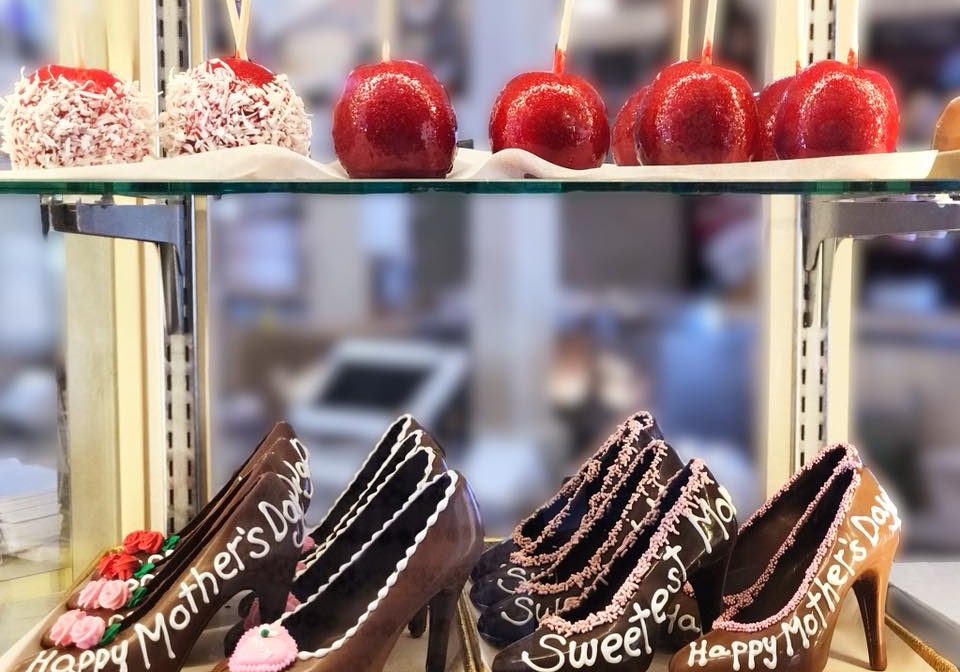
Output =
[
  {"x1": 97, "y1": 551, "x2": 141, "y2": 580},
  {"x1": 123, "y1": 530, "x2": 165, "y2": 555}
]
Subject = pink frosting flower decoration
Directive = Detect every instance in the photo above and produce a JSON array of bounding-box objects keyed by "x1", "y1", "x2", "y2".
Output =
[
  {"x1": 98, "y1": 580, "x2": 132, "y2": 610},
  {"x1": 77, "y1": 580, "x2": 107, "y2": 610},
  {"x1": 50, "y1": 610, "x2": 86, "y2": 647},
  {"x1": 123, "y1": 529, "x2": 165, "y2": 555},
  {"x1": 295, "y1": 561, "x2": 307, "y2": 573},
  {"x1": 229, "y1": 624, "x2": 299, "y2": 672},
  {"x1": 300, "y1": 536, "x2": 316, "y2": 552},
  {"x1": 70, "y1": 615, "x2": 106, "y2": 650}
]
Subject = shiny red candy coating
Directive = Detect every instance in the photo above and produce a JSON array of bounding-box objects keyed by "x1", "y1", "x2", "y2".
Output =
[
  {"x1": 637, "y1": 59, "x2": 759, "y2": 165},
  {"x1": 490, "y1": 71, "x2": 610, "y2": 170},
  {"x1": 210, "y1": 56, "x2": 276, "y2": 86},
  {"x1": 33, "y1": 65, "x2": 120, "y2": 92},
  {"x1": 612, "y1": 86, "x2": 649, "y2": 166},
  {"x1": 756, "y1": 75, "x2": 794, "y2": 161},
  {"x1": 774, "y1": 59, "x2": 899, "y2": 159},
  {"x1": 332, "y1": 60, "x2": 458, "y2": 178}
]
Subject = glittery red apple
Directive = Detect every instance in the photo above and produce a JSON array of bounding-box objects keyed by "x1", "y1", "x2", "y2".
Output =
[
  {"x1": 490, "y1": 50, "x2": 609, "y2": 170},
  {"x1": 637, "y1": 46, "x2": 759, "y2": 165},
  {"x1": 332, "y1": 60, "x2": 457, "y2": 178},
  {"x1": 756, "y1": 75, "x2": 794, "y2": 161},
  {"x1": 774, "y1": 52, "x2": 899, "y2": 159},
  {"x1": 612, "y1": 86, "x2": 648, "y2": 166}
]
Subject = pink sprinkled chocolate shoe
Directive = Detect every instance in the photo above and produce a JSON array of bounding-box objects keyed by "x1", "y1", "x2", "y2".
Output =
[
  {"x1": 669, "y1": 453, "x2": 899, "y2": 672},
  {"x1": 477, "y1": 439, "x2": 683, "y2": 644},
  {"x1": 493, "y1": 460, "x2": 738, "y2": 672},
  {"x1": 471, "y1": 412, "x2": 663, "y2": 586}
]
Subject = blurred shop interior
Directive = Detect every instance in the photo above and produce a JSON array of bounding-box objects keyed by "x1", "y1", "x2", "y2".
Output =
[{"x1": 1, "y1": 0, "x2": 960, "y2": 616}]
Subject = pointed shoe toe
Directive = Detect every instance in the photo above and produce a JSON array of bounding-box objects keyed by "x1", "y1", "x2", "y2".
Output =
[
  {"x1": 477, "y1": 594, "x2": 546, "y2": 647},
  {"x1": 493, "y1": 636, "x2": 559, "y2": 672},
  {"x1": 473, "y1": 539, "x2": 520, "y2": 581},
  {"x1": 470, "y1": 566, "x2": 529, "y2": 609}
]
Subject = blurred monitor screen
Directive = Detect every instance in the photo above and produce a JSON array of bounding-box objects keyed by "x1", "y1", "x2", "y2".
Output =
[{"x1": 320, "y1": 364, "x2": 428, "y2": 411}]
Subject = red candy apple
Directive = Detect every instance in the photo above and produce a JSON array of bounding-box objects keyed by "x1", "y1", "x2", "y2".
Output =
[
  {"x1": 612, "y1": 86, "x2": 649, "y2": 166},
  {"x1": 756, "y1": 75, "x2": 794, "y2": 161},
  {"x1": 34, "y1": 64, "x2": 120, "y2": 91},
  {"x1": 332, "y1": 60, "x2": 457, "y2": 178},
  {"x1": 774, "y1": 52, "x2": 899, "y2": 159},
  {"x1": 209, "y1": 56, "x2": 276, "y2": 86},
  {"x1": 636, "y1": 46, "x2": 759, "y2": 165},
  {"x1": 490, "y1": 52, "x2": 610, "y2": 170}
]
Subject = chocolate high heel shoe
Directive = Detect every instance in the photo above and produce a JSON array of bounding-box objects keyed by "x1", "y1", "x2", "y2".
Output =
[
  {"x1": 10, "y1": 470, "x2": 306, "y2": 672},
  {"x1": 493, "y1": 460, "x2": 738, "y2": 672},
  {"x1": 0, "y1": 424, "x2": 311, "y2": 670},
  {"x1": 669, "y1": 457, "x2": 901, "y2": 672},
  {"x1": 226, "y1": 432, "x2": 446, "y2": 652},
  {"x1": 475, "y1": 439, "x2": 683, "y2": 642},
  {"x1": 219, "y1": 470, "x2": 484, "y2": 672},
  {"x1": 472, "y1": 412, "x2": 663, "y2": 585},
  {"x1": 305, "y1": 414, "x2": 429, "y2": 551}
]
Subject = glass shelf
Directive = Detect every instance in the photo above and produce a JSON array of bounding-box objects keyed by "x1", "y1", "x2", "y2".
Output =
[{"x1": 0, "y1": 178, "x2": 959, "y2": 197}]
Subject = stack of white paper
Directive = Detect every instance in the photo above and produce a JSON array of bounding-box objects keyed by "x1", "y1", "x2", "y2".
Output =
[{"x1": 0, "y1": 458, "x2": 61, "y2": 560}]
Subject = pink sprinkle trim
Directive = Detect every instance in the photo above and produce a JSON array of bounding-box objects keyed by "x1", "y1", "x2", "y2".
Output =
[
  {"x1": 519, "y1": 441, "x2": 671, "y2": 596},
  {"x1": 511, "y1": 412, "x2": 653, "y2": 553},
  {"x1": 722, "y1": 458, "x2": 857, "y2": 612},
  {"x1": 713, "y1": 465, "x2": 862, "y2": 633},
  {"x1": 541, "y1": 460, "x2": 718, "y2": 637}
]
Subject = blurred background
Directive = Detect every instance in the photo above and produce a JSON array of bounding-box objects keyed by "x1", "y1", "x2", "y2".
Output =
[{"x1": 0, "y1": 0, "x2": 959, "y2": 630}]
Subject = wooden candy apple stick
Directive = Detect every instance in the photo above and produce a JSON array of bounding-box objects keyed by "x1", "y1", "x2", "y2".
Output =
[
  {"x1": 380, "y1": 0, "x2": 395, "y2": 62},
  {"x1": 835, "y1": 0, "x2": 860, "y2": 66},
  {"x1": 223, "y1": 0, "x2": 253, "y2": 60},
  {"x1": 678, "y1": 0, "x2": 692, "y2": 60},
  {"x1": 702, "y1": 0, "x2": 718, "y2": 61},
  {"x1": 553, "y1": 0, "x2": 576, "y2": 74}
]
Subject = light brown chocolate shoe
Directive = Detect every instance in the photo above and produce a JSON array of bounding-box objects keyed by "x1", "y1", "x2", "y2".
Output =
[
  {"x1": 669, "y1": 459, "x2": 900, "y2": 672},
  {"x1": 10, "y1": 469, "x2": 307, "y2": 672},
  {"x1": 218, "y1": 469, "x2": 484, "y2": 672}
]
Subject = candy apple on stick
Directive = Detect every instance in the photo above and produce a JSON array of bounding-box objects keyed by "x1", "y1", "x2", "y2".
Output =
[
  {"x1": 332, "y1": 0, "x2": 457, "y2": 178},
  {"x1": 489, "y1": 0, "x2": 610, "y2": 170},
  {"x1": 755, "y1": 3, "x2": 807, "y2": 161},
  {"x1": 0, "y1": 5, "x2": 154, "y2": 169},
  {"x1": 636, "y1": 0, "x2": 759, "y2": 165},
  {"x1": 160, "y1": 0, "x2": 311, "y2": 156},
  {"x1": 774, "y1": 0, "x2": 899, "y2": 159}
]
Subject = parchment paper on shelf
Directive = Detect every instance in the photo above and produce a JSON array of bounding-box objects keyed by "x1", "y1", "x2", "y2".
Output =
[{"x1": 0, "y1": 145, "x2": 954, "y2": 183}]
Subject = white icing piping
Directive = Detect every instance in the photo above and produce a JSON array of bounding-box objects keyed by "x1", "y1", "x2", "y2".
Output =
[
  {"x1": 305, "y1": 414, "x2": 413, "y2": 547},
  {"x1": 295, "y1": 441, "x2": 436, "y2": 578},
  {"x1": 284, "y1": 471, "x2": 460, "y2": 660}
]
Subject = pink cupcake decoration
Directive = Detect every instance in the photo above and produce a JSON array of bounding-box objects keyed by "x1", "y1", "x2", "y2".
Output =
[
  {"x1": 50, "y1": 610, "x2": 86, "y2": 647},
  {"x1": 229, "y1": 624, "x2": 299, "y2": 672},
  {"x1": 70, "y1": 615, "x2": 106, "y2": 650}
]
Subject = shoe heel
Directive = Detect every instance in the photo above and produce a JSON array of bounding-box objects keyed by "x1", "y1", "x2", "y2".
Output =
[
  {"x1": 409, "y1": 604, "x2": 429, "y2": 639},
  {"x1": 853, "y1": 565, "x2": 890, "y2": 671},
  {"x1": 688, "y1": 552, "x2": 731, "y2": 632},
  {"x1": 426, "y1": 581, "x2": 465, "y2": 672}
]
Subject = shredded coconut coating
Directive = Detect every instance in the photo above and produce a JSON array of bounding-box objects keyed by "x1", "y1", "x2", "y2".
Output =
[
  {"x1": 160, "y1": 59, "x2": 311, "y2": 156},
  {"x1": 1, "y1": 71, "x2": 155, "y2": 169}
]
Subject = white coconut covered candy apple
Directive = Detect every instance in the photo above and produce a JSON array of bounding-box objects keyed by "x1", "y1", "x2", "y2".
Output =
[
  {"x1": 1, "y1": 65, "x2": 155, "y2": 169},
  {"x1": 160, "y1": 57, "x2": 311, "y2": 156}
]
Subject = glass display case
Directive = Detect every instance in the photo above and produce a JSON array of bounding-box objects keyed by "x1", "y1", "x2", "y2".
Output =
[{"x1": 0, "y1": 1, "x2": 958, "y2": 671}]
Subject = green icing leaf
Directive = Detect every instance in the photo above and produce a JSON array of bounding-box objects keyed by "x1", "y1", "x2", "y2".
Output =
[
  {"x1": 98, "y1": 622, "x2": 122, "y2": 646},
  {"x1": 126, "y1": 586, "x2": 148, "y2": 608},
  {"x1": 161, "y1": 535, "x2": 180, "y2": 552},
  {"x1": 133, "y1": 562, "x2": 155, "y2": 579}
]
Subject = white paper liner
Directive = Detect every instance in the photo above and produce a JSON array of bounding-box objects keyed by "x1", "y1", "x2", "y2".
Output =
[{"x1": 0, "y1": 145, "x2": 953, "y2": 184}]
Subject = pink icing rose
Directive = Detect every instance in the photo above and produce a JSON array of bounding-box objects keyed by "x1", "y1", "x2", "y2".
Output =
[
  {"x1": 295, "y1": 561, "x2": 307, "y2": 573},
  {"x1": 77, "y1": 580, "x2": 107, "y2": 610},
  {"x1": 300, "y1": 536, "x2": 316, "y2": 552},
  {"x1": 229, "y1": 624, "x2": 298, "y2": 672},
  {"x1": 97, "y1": 581, "x2": 132, "y2": 610},
  {"x1": 50, "y1": 610, "x2": 86, "y2": 647},
  {"x1": 69, "y1": 615, "x2": 106, "y2": 650}
]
